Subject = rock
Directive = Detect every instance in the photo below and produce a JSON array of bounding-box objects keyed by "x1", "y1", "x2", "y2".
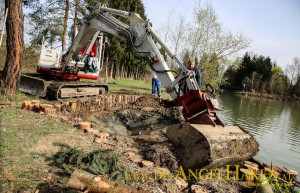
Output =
[
  {"x1": 140, "y1": 160, "x2": 154, "y2": 167},
  {"x1": 190, "y1": 185, "x2": 208, "y2": 193},
  {"x1": 176, "y1": 178, "x2": 188, "y2": 191}
]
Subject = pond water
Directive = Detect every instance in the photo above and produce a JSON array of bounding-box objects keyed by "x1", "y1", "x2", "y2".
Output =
[{"x1": 217, "y1": 91, "x2": 300, "y2": 176}]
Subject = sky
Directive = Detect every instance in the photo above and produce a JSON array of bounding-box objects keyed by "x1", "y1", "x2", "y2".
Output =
[{"x1": 142, "y1": 0, "x2": 300, "y2": 68}]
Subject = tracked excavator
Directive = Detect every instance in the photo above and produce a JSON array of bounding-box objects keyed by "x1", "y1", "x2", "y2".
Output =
[{"x1": 19, "y1": 4, "x2": 259, "y2": 169}]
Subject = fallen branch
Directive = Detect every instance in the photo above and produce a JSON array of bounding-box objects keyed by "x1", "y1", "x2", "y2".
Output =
[
  {"x1": 2, "y1": 171, "x2": 39, "y2": 182},
  {"x1": 0, "y1": 101, "x2": 12, "y2": 105}
]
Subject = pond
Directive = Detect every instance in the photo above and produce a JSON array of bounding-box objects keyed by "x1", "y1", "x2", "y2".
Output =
[{"x1": 217, "y1": 91, "x2": 300, "y2": 177}]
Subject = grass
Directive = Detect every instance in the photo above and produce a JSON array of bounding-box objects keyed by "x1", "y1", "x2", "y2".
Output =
[
  {"x1": 0, "y1": 78, "x2": 169, "y2": 192},
  {"x1": 107, "y1": 78, "x2": 170, "y2": 99},
  {"x1": 108, "y1": 78, "x2": 152, "y2": 94},
  {"x1": 0, "y1": 105, "x2": 74, "y2": 192}
]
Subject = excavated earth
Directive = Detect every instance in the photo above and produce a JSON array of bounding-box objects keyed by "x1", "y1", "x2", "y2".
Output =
[{"x1": 79, "y1": 95, "x2": 244, "y2": 192}]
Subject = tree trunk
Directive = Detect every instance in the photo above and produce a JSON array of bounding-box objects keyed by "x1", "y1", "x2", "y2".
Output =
[
  {"x1": 105, "y1": 55, "x2": 108, "y2": 81},
  {"x1": 109, "y1": 61, "x2": 114, "y2": 79},
  {"x1": 121, "y1": 64, "x2": 124, "y2": 78},
  {"x1": 62, "y1": 0, "x2": 69, "y2": 51},
  {"x1": 72, "y1": 0, "x2": 79, "y2": 40},
  {"x1": 1, "y1": 0, "x2": 23, "y2": 95}
]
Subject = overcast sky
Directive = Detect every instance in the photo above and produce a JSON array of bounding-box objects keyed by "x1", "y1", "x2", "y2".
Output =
[{"x1": 142, "y1": 0, "x2": 300, "y2": 68}]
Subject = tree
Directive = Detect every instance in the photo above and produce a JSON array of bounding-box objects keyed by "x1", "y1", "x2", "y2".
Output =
[
  {"x1": 224, "y1": 52, "x2": 273, "y2": 91},
  {"x1": 27, "y1": 0, "x2": 73, "y2": 50},
  {"x1": 270, "y1": 66, "x2": 284, "y2": 94},
  {"x1": 200, "y1": 53, "x2": 219, "y2": 89},
  {"x1": 285, "y1": 57, "x2": 300, "y2": 85},
  {"x1": 1, "y1": 0, "x2": 24, "y2": 95},
  {"x1": 82, "y1": 0, "x2": 148, "y2": 80}
]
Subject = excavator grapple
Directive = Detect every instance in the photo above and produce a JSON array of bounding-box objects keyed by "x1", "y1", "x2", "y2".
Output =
[
  {"x1": 167, "y1": 123, "x2": 259, "y2": 169},
  {"x1": 166, "y1": 90, "x2": 259, "y2": 169}
]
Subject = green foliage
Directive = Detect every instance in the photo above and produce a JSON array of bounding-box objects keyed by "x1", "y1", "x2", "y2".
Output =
[
  {"x1": 51, "y1": 144, "x2": 127, "y2": 182},
  {"x1": 200, "y1": 53, "x2": 220, "y2": 89},
  {"x1": 72, "y1": 0, "x2": 148, "y2": 80},
  {"x1": 0, "y1": 41, "x2": 39, "y2": 73},
  {"x1": 270, "y1": 66, "x2": 286, "y2": 94},
  {"x1": 224, "y1": 52, "x2": 273, "y2": 91},
  {"x1": 27, "y1": 0, "x2": 67, "y2": 47}
]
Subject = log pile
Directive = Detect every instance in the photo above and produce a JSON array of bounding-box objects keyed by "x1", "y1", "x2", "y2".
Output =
[
  {"x1": 21, "y1": 94, "x2": 140, "y2": 116},
  {"x1": 238, "y1": 159, "x2": 299, "y2": 192}
]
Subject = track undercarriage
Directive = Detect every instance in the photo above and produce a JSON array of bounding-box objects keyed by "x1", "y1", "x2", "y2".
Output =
[{"x1": 19, "y1": 74, "x2": 109, "y2": 101}]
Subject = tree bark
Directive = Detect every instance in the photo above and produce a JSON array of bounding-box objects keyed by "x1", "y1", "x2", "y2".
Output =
[
  {"x1": 105, "y1": 55, "x2": 108, "y2": 81},
  {"x1": 72, "y1": 0, "x2": 79, "y2": 40},
  {"x1": 62, "y1": 0, "x2": 69, "y2": 51},
  {"x1": 1, "y1": 0, "x2": 23, "y2": 95},
  {"x1": 109, "y1": 61, "x2": 114, "y2": 79}
]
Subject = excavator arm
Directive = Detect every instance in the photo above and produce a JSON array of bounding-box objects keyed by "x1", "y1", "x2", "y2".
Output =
[{"x1": 63, "y1": 3, "x2": 199, "y2": 100}]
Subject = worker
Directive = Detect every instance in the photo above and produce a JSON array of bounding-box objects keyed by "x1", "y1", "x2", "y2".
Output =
[
  {"x1": 187, "y1": 57, "x2": 202, "y2": 88},
  {"x1": 150, "y1": 69, "x2": 162, "y2": 98},
  {"x1": 85, "y1": 52, "x2": 98, "y2": 73}
]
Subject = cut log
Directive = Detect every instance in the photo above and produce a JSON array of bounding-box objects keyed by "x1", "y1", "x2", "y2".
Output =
[
  {"x1": 243, "y1": 161, "x2": 259, "y2": 169},
  {"x1": 78, "y1": 122, "x2": 91, "y2": 131},
  {"x1": 21, "y1": 101, "x2": 31, "y2": 109},
  {"x1": 40, "y1": 104, "x2": 54, "y2": 111},
  {"x1": 282, "y1": 168, "x2": 298, "y2": 181},
  {"x1": 67, "y1": 170, "x2": 112, "y2": 192},
  {"x1": 44, "y1": 108, "x2": 57, "y2": 116}
]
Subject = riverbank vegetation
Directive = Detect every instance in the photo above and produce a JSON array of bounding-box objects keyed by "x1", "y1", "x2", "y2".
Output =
[{"x1": 222, "y1": 53, "x2": 300, "y2": 98}]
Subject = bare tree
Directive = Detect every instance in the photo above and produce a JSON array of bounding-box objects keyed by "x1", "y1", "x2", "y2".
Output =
[
  {"x1": 187, "y1": 0, "x2": 251, "y2": 59},
  {"x1": 158, "y1": 0, "x2": 250, "y2": 69},
  {"x1": 1, "y1": 0, "x2": 24, "y2": 95},
  {"x1": 285, "y1": 57, "x2": 300, "y2": 84},
  {"x1": 169, "y1": 13, "x2": 187, "y2": 55}
]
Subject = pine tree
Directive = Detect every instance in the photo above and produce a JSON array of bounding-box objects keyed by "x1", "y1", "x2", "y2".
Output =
[{"x1": 1, "y1": 0, "x2": 24, "y2": 95}]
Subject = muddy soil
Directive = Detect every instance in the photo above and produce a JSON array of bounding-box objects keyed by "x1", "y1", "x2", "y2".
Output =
[{"x1": 82, "y1": 95, "x2": 243, "y2": 192}]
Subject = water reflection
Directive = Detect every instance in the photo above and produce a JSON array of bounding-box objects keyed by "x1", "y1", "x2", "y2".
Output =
[{"x1": 217, "y1": 91, "x2": 300, "y2": 175}]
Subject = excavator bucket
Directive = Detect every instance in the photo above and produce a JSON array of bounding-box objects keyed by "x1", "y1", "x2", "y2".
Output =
[
  {"x1": 166, "y1": 123, "x2": 259, "y2": 169},
  {"x1": 166, "y1": 90, "x2": 259, "y2": 169},
  {"x1": 19, "y1": 74, "x2": 47, "y2": 97}
]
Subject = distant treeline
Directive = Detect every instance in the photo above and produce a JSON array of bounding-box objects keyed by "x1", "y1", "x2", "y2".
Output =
[{"x1": 222, "y1": 53, "x2": 300, "y2": 97}]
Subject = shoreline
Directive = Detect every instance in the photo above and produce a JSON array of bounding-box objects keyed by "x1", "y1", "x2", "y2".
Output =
[{"x1": 235, "y1": 91, "x2": 300, "y2": 102}]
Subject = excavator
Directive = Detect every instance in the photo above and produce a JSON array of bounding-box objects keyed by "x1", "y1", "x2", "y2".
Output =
[{"x1": 19, "y1": 4, "x2": 259, "y2": 169}]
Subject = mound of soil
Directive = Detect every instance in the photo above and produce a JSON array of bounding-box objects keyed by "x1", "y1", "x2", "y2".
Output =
[{"x1": 130, "y1": 95, "x2": 163, "y2": 108}]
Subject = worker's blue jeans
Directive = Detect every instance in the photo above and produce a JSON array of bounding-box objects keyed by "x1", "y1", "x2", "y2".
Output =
[{"x1": 152, "y1": 78, "x2": 161, "y2": 97}]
